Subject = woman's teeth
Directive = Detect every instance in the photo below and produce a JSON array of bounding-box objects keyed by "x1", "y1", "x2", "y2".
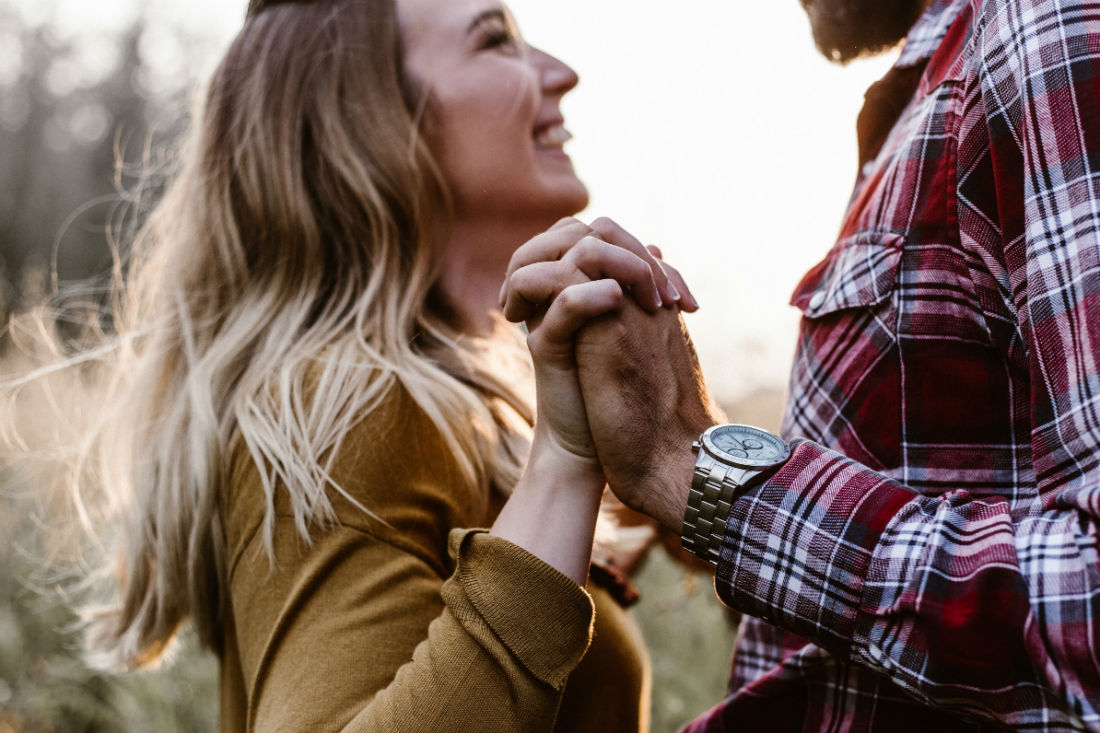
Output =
[{"x1": 535, "y1": 124, "x2": 572, "y2": 149}]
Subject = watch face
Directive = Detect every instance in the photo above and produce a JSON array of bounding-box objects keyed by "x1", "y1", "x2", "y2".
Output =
[{"x1": 702, "y1": 424, "x2": 790, "y2": 468}]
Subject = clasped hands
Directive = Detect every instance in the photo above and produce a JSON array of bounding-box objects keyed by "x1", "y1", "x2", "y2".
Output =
[{"x1": 499, "y1": 217, "x2": 726, "y2": 532}]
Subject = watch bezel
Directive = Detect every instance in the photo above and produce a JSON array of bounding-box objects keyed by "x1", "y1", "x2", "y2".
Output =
[{"x1": 699, "y1": 424, "x2": 790, "y2": 469}]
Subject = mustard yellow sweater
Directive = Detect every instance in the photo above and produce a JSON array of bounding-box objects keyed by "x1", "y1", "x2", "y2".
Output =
[{"x1": 218, "y1": 384, "x2": 651, "y2": 731}]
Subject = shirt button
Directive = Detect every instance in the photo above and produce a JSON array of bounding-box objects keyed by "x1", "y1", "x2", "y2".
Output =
[{"x1": 808, "y1": 291, "x2": 826, "y2": 312}]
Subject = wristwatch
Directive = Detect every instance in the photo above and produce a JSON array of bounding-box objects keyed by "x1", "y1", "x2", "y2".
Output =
[{"x1": 681, "y1": 424, "x2": 790, "y2": 564}]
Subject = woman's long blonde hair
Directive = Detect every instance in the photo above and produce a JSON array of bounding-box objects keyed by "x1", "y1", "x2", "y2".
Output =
[{"x1": 7, "y1": 0, "x2": 533, "y2": 670}]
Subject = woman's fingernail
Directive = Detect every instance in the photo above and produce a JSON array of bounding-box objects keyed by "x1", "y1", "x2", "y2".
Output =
[{"x1": 668, "y1": 284, "x2": 682, "y2": 303}]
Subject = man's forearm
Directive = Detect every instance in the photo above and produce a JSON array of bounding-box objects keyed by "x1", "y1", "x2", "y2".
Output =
[{"x1": 714, "y1": 439, "x2": 1096, "y2": 729}]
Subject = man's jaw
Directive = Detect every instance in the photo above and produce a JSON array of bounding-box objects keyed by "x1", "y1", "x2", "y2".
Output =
[{"x1": 800, "y1": 0, "x2": 931, "y2": 64}]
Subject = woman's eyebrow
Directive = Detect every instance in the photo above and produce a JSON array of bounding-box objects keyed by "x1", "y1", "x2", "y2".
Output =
[{"x1": 466, "y1": 8, "x2": 507, "y2": 34}]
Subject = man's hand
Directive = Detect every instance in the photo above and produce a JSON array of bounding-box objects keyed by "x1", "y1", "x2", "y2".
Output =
[{"x1": 575, "y1": 302, "x2": 725, "y2": 532}]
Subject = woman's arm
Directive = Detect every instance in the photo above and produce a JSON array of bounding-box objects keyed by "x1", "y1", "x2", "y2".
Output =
[{"x1": 227, "y1": 395, "x2": 596, "y2": 733}]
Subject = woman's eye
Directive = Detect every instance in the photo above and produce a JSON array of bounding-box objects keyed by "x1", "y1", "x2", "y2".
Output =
[{"x1": 480, "y1": 29, "x2": 519, "y2": 53}]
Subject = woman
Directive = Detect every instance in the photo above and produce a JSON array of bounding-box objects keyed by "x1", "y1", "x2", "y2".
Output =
[{"x1": 15, "y1": 0, "x2": 696, "y2": 730}]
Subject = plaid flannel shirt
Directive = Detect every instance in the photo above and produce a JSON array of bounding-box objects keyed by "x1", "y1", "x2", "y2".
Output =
[{"x1": 685, "y1": 0, "x2": 1100, "y2": 730}]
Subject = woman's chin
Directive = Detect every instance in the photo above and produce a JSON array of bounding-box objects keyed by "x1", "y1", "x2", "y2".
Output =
[{"x1": 548, "y1": 180, "x2": 590, "y2": 219}]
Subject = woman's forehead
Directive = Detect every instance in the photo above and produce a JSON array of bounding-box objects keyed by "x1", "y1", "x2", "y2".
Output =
[{"x1": 397, "y1": 0, "x2": 508, "y2": 40}]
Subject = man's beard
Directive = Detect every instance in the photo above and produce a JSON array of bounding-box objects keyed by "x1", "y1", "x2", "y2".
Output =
[{"x1": 801, "y1": 0, "x2": 929, "y2": 63}]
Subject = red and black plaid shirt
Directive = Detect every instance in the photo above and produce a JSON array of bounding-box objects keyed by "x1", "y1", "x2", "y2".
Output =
[{"x1": 687, "y1": 0, "x2": 1100, "y2": 729}]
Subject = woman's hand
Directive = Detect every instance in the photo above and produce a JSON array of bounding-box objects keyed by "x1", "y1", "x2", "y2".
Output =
[
  {"x1": 500, "y1": 217, "x2": 697, "y2": 324},
  {"x1": 490, "y1": 217, "x2": 697, "y2": 585},
  {"x1": 499, "y1": 217, "x2": 697, "y2": 467}
]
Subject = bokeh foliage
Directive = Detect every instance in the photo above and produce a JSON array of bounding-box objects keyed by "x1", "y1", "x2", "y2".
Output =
[{"x1": 0, "y1": 0, "x2": 207, "y2": 318}]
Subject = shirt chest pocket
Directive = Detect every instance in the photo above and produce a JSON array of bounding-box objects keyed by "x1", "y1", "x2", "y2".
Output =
[
  {"x1": 793, "y1": 229, "x2": 994, "y2": 346},
  {"x1": 786, "y1": 232, "x2": 904, "y2": 471},
  {"x1": 792, "y1": 231, "x2": 903, "y2": 321}
]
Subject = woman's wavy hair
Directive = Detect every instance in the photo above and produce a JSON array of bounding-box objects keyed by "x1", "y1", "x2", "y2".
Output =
[{"x1": 8, "y1": 0, "x2": 534, "y2": 670}]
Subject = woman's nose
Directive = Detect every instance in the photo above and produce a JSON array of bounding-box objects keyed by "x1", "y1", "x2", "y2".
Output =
[{"x1": 530, "y1": 46, "x2": 579, "y2": 96}]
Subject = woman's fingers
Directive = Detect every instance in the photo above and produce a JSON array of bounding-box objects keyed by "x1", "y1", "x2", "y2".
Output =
[
  {"x1": 503, "y1": 237, "x2": 664, "y2": 322},
  {"x1": 499, "y1": 216, "x2": 701, "y2": 317},
  {"x1": 564, "y1": 237, "x2": 664, "y2": 311},
  {"x1": 502, "y1": 261, "x2": 572, "y2": 323},
  {"x1": 590, "y1": 217, "x2": 679, "y2": 305},
  {"x1": 645, "y1": 245, "x2": 700, "y2": 311},
  {"x1": 525, "y1": 279, "x2": 625, "y2": 368},
  {"x1": 549, "y1": 216, "x2": 584, "y2": 232},
  {"x1": 657, "y1": 261, "x2": 699, "y2": 312},
  {"x1": 501, "y1": 218, "x2": 592, "y2": 301}
]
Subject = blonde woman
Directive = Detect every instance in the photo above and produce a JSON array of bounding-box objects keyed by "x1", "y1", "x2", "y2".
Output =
[{"x1": 10, "y1": 0, "x2": 701, "y2": 730}]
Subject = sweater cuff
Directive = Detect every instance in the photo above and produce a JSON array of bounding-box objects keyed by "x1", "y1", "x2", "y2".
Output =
[
  {"x1": 445, "y1": 528, "x2": 595, "y2": 689},
  {"x1": 714, "y1": 439, "x2": 914, "y2": 655}
]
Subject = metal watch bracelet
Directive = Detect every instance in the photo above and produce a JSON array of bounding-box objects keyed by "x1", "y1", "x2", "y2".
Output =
[{"x1": 681, "y1": 463, "x2": 772, "y2": 565}]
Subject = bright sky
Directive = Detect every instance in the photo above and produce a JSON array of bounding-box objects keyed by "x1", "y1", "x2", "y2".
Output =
[{"x1": 17, "y1": 0, "x2": 898, "y2": 403}]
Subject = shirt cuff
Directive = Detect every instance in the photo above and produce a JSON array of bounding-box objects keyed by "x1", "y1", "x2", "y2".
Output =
[
  {"x1": 445, "y1": 528, "x2": 595, "y2": 689},
  {"x1": 714, "y1": 439, "x2": 914, "y2": 655}
]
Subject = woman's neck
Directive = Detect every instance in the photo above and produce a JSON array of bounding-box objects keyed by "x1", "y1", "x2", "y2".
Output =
[{"x1": 436, "y1": 217, "x2": 545, "y2": 338}]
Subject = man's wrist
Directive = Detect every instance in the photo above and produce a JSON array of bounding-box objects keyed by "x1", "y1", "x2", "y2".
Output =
[
  {"x1": 679, "y1": 424, "x2": 791, "y2": 563},
  {"x1": 644, "y1": 438, "x2": 705, "y2": 534}
]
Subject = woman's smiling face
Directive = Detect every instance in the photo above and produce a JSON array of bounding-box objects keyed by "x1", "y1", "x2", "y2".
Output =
[{"x1": 398, "y1": 0, "x2": 589, "y2": 227}]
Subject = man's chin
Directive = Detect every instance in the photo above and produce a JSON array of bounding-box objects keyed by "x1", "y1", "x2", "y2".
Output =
[{"x1": 802, "y1": 0, "x2": 929, "y2": 63}]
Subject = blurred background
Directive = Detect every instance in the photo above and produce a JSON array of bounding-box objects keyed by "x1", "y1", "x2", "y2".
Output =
[{"x1": 0, "y1": 0, "x2": 896, "y2": 730}]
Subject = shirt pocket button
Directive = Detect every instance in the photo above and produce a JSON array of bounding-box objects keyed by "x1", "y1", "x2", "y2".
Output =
[{"x1": 808, "y1": 291, "x2": 827, "y2": 313}]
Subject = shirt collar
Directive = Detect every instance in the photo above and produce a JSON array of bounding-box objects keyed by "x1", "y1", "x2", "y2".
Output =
[{"x1": 895, "y1": 0, "x2": 969, "y2": 67}]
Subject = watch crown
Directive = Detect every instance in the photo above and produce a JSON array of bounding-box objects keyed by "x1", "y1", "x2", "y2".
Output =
[{"x1": 692, "y1": 440, "x2": 702, "y2": 454}]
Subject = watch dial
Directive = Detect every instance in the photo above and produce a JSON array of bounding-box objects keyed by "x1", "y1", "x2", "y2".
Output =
[{"x1": 703, "y1": 425, "x2": 789, "y2": 467}]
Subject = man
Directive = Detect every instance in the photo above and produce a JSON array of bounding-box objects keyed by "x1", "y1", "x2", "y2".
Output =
[{"x1": 503, "y1": 0, "x2": 1100, "y2": 729}]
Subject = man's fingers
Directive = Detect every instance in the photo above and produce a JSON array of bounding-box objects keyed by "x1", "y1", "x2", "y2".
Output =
[
  {"x1": 526, "y1": 280, "x2": 625, "y2": 367},
  {"x1": 590, "y1": 217, "x2": 679, "y2": 305}
]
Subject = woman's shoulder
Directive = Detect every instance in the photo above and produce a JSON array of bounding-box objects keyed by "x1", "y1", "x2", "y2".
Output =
[
  {"x1": 224, "y1": 380, "x2": 490, "y2": 574},
  {"x1": 331, "y1": 380, "x2": 485, "y2": 524}
]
